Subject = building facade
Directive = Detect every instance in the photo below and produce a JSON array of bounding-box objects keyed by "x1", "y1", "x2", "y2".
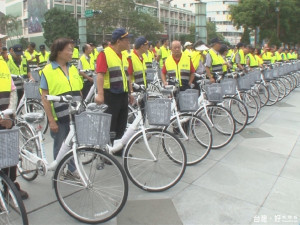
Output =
[
  {"x1": 4, "y1": 0, "x2": 194, "y2": 47},
  {"x1": 172, "y1": 0, "x2": 242, "y2": 45}
]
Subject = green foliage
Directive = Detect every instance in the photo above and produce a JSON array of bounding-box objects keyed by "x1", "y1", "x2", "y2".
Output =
[
  {"x1": 42, "y1": 8, "x2": 78, "y2": 47},
  {"x1": 240, "y1": 26, "x2": 250, "y2": 44},
  {"x1": 206, "y1": 21, "x2": 226, "y2": 42},
  {"x1": 230, "y1": 0, "x2": 300, "y2": 45},
  {"x1": 88, "y1": 0, "x2": 163, "y2": 42}
]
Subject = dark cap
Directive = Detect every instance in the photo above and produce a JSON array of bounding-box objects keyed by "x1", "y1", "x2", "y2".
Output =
[
  {"x1": 112, "y1": 28, "x2": 132, "y2": 42},
  {"x1": 210, "y1": 37, "x2": 222, "y2": 45},
  {"x1": 134, "y1": 36, "x2": 148, "y2": 49},
  {"x1": 39, "y1": 44, "x2": 45, "y2": 50},
  {"x1": 236, "y1": 42, "x2": 245, "y2": 48},
  {"x1": 13, "y1": 44, "x2": 23, "y2": 55}
]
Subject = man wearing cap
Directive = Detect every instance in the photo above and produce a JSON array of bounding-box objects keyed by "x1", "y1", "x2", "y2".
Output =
[
  {"x1": 6, "y1": 44, "x2": 34, "y2": 103},
  {"x1": 161, "y1": 40, "x2": 195, "y2": 91},
  {"x1": 38, "y1": 44, "x2": 50, "y2": 68},
  {"x1": 205, "y1": 37, "x2": 223, "y2": 83},
  {"x1": 183, "y1": 41, "x2": 193, "y2": 57},
  {"x1": 128, "y1": 37, "x2": 148, "y2": 88},
  {"x1": 78, "y1": 44, "x2": 94, "y2": 98},
  {"x1": 24, "y1": 42, "x2": 39, "y2": 68},
  {"x1": 0, "y1": 37, "x2": 29, "y2": 200},
  {"x1": 157, "y1": 38, "x2": 171, "y2": 68},
  {"x1": 95, "y1": 28, "x2": 134, "y2": 155}
]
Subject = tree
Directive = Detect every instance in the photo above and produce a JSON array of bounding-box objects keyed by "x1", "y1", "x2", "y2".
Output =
[
  {"x1": 0, "y1": 15, "x2": 22, "y2": 44},
  {"x1": 206, "y1": 21, "x2": 226, "y2": 43},
  {"x1": 88, "y1": 0, "x2": 162, "y2": 42},
  {"x1": 230, "y1": 0, "x2": 300, "y2": 46},
  {"x1": 42, "y1": 8, "x2": 78, "y2": 47}
]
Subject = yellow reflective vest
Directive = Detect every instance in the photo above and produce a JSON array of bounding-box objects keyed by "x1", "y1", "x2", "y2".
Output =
[
  {"x1": 131, "y1": 52, "x2": 147, "y2": 87},
  {"x1": 42, "y1": 63, "x2": 83, "y2": 121},
  {"x1": 208, "y1": 49, "x2": 223, "y2": 73},
  {"x1": 103, "y1": 47, "x2": 129, "y2": 93},
  {"x1": 142, "y1": 50, "x2": 154, "y2": 68},
  {"x1": 165, "y1": 54, "x2": 191, "y2": 87},
  {"x1": 0, "y1": 60, "x2": 12, "y2": 111},
  {"x1": 247, "y1": 53, "x2": 259, "y2": 67},
  {"x1": 159, "y1": 45, "x2": 171, "y2": 68}
]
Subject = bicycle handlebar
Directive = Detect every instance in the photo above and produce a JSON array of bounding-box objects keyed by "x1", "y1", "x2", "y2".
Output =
[{"x1": 45, "y1": 95, "x2": 73, "y2": 102}]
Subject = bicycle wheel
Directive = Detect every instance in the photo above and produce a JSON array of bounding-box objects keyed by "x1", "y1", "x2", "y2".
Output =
[
  {"x1": 17, "y1": 122, "x2": 39, "y2": 181},
  {"x1": 249, "y1": 89, "x2": 261, "y2": 113},
  {"x1": 164, "y1": 113, "x2": 212, "y2": 165},
  {"x1": 236, "y1": 92, "x2": 258, "y2": 124},
  {"x1": 279, "y1": 77, "x2": 291, "y2": 96},
  {"x1": 274, "y1": 79, "x2": 285, "y2": 101},
  {"x1": 16, "y1": 101, "x2": 48, "y2": 134},
  {"x1": 124, "y1": 128, "x2": 186, "y2": 192},
  {"x1": 257, "y1": 83, "x2": 269, "y2": 107},
  {"x1": 0, "y1": 171, "x2": 28, "y2": 225},
  {"x1": 53, "y1": 148, "x2": 128, "y2": 224},
  {"x1": 222, "y1": 96, "x2": 248, "y2": 134},
  {"x1": 266, "y1": 82, "x2": 279, "y2": 106},
  {"x1": 196, "y1": 105, "x2": 235, "y2": 149}
]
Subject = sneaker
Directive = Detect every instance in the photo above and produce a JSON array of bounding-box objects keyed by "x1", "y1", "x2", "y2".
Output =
[{"x1": 14, "y1": 182, "x2": 29, "y2": 200}]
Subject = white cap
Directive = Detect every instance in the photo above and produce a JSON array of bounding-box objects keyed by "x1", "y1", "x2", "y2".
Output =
[
  {"x1": 195, "y1": 44, "x2": 209, "y2": 51},
  {"x1": 184, "y1": 41, "x2": 193, "y2": 48}
]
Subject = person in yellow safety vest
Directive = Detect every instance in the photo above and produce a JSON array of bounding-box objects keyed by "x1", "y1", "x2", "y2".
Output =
[
  {"x1": 287, "y1": 49, "x2": 293, "y2": 60},
  {"x1": 157, "y1": 38, "x2": 171, "y2": 68},
  {"x1": 219, "y1": 44, "x2": 231, "y2": 74},
  {"x1": 78, "y1": 44, "x2": 95, "y2": 98},
  {"x1": 293, "y1": 49, "x2": 298, "y2": 60},
  {"x1": 254, "y1": 48, "x2": 264, "y2": 67},
  {"x1": 191, "y1": 40, "x2": 209, "y2": 75},
  {"x1": 183, "y1": 41, "x2": 193, "y2": 57},
  {"x1": 280, "y1": 48, "x2": 288, "y2": 62},
  {"x1": 226, "y1": 46, "x2": 234, "y2": 61},
  {"x1": 246, "y1": 45, "x2": 259, "y2": 69},
  {"x1": 161, "y1": 40, "x2": 195, "y2": 91},
  {"x1": 142, "y1": 42, "x2": 155, "y2": 69},
  {"x1": 153, "y1": 40, "x2": 160, "y2": 60},
  {"x1": 24, "y1": 42, "x2": 39, "y2": 68},
  {"x1": 0, "y1": 37, "x2": 29, "y2": 200},
  {"x1": 205, "y1": 38, "x2": 224, "y2": 83},
  {"x1": 230, "y1": 46, "x2": 238, "y2": 71},
  {"x1": 6, "y1": 44, "x2": 34, "y2": 104},
  {"x1": 40, "y1": 38, "x2": 83, "y2": 166},
  {"x1": 95, "y1": 28, "x2": 134, "y2": 156},
  {"x1": 128, "y1": 36, "x2": 148, "y2": 89},
  {"x1": 261, "y1": 45, "x2": 273, "y2": 64},
  {"x1": 38, "y1": 44, "x2": 50, "y2": 68},
  {"x1": 89, "y1": 42, "x2": 99, "y2": 65},
  {"x1": 275, "y1": 47, "x2": 284, "y2": 62},
  {"x1": 233, "y1": 42, "x2": 248, "y2": 71},
  {"x1": 71, "y1": 40, "x2": 79, "y2": 67}
]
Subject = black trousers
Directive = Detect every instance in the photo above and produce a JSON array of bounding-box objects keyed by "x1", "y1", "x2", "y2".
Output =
[
  {"x1": 104, "y1": 90, "x2": 128, "y2": 141},
  {"x1": 82, "y1": 80, "x2": 93, "y2": 99}
]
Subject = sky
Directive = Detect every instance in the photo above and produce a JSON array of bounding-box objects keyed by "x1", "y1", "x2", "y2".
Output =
[{"x1": 0, "y1": 0, "x2": 5, "y2": 14}]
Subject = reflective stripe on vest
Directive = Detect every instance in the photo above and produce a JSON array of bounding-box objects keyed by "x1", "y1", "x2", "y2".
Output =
[
  {"x1": 131, "y1": 52, "x2": 147, "y2": 87},
  {"x1": 42, "y1": 63, "x2": 83, "y2": 121},
  {"x1": 165, "y1": 54, "x2": 191, "y2": 87},
  {"x1": 142, "y1": 51, "x2": 154, "y2": 69},
  {"x1": 103, "y1": 47, "x2": 128, "y2": 93},
  {"x1": 262, "y1": 52, "x2": 272, "y2": 63},
  {"x1": 208, "y1": 49, "x2": 223, "y2": 73},
  {"x1": 0, "y1": 60, "x2": 12, "y2": 110}
]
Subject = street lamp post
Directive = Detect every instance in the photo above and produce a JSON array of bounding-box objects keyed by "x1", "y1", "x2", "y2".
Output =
[{"x1": 167, "y1": 0, "x2": 173, "y2": 44}]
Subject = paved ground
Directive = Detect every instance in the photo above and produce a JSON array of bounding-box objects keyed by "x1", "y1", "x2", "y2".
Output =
[{"x1": 19, "y1": 88, "x2": 300, "y2": 225}]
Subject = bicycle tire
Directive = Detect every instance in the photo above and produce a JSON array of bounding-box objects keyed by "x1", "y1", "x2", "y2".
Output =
[
  {"x1": 257, "y1": 83, "x2": 269, "y2": 107},
  {"x1": 123, "y1": 128, "x2": 186, "y2": 192},
  {"x1": 237, "y1": 92, "x2": 258, "y2": 124},
  {"x1": 195, "y1": 105, "x2": 235, "y2": 149},
  {"x1": 17, "y1": 121, "x2": 39, "y2": 181},
  {"x1": 16, "y1": 101, "x2": 48, "y2": 134},
  {"x1": 274, "y1": 79, "x2": 285, "y2": 101},
  {"x1": 222, "y1": 96, "x2": 248, "y2": 134},
  {"x1": 0, "y1": 171, "x2": 28, "y2": 225},
  {"x1": 249, "y1": 89, "x2": 261, "y2": 113},
  {"x1": 266, "y1": 81, "x2": 279, "y2": 106},
  {"x1": 164, "y1": 113, "x2": 212, "y2": 165},
  {"x1": 53, "y1": 148, "x2": 128, "y2": 224},
  {"x1": 280, "y1": 77, "x2": 292, "y2": 96}
]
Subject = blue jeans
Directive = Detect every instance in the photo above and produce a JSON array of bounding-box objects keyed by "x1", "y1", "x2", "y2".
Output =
[{"x1": 50, "y1": 121, "x2": 70, "y2": 160}]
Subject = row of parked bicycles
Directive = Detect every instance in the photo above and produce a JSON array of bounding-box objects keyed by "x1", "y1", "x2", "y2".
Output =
[{"x1": 1, "y1": 60, "x2": 300, "y2": 224}]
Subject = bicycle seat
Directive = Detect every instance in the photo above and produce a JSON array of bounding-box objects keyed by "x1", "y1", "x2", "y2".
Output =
[{"x1": 22, "y1": 113, "x2": 45, "y2": 124}]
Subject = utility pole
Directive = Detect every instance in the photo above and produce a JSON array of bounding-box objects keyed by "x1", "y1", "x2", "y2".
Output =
[{"x1": 167, "y1": 0, "x2": 173, "y2": 43}]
